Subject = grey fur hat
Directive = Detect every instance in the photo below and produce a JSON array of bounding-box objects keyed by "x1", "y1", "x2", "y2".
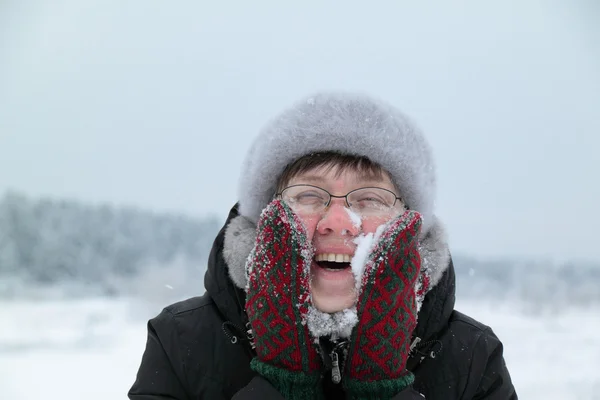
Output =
[
  {"x1": 238, "y1": 91, "x2": 436, "y2": 233},
  {"x1": 224, "y1": 92, "x2": 450, "y2": 292}
]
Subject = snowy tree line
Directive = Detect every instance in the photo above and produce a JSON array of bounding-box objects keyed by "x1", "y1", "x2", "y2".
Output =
[
  {"x1": 453, "y1": 254, "x2": 600, "y2": 310},
  {"x1": 0, "y1": 191, "x2": 221, "y2": 298},
  {"x1": 1, "y1": 191, "x2": 598, "y2": 309}
]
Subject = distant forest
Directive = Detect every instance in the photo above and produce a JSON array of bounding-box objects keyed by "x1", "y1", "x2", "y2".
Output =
[
  {"x1": 1, "y1": 191, "x2": 598, "y2": 309},
  {"x1": 0, "y1": 192, "x2": 221, "y2": 299}
]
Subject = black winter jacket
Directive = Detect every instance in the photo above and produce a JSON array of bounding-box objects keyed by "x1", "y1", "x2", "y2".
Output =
[{"x1": 129, "y1": 206, "x2": 517, "y2": 399}]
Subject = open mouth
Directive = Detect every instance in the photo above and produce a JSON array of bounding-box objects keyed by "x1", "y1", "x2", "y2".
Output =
[{"x1": 314, "y1": 253, "x2": 352, "y2": 271}]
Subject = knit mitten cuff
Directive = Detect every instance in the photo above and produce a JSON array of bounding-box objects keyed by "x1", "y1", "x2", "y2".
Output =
[
  {"x1": 343, "y1": 372, "x2": 415, "y2": 400},
  {"x1": 250, "y1": 358, "x2": 323, "y2": 400}
]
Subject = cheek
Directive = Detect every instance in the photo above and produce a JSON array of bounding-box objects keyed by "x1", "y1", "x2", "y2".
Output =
[
  {"x1": 297, "y1": 214, "x2": 319, "y2": 241},
  {"x1": 361, "y1": 216, "x2": 391, "y2": 234}
]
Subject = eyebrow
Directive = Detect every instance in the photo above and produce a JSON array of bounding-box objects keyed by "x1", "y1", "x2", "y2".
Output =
[
  {"x1": 297, "y1": 174, "x2": 387, "y2": 185},
  {"x1": 296, "y1": 174, "x2": 327, "y2": 183}
]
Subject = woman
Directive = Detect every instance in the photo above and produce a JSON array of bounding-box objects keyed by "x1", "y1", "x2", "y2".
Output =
[{"x1": 129, "y1": 92, "x2": 517, "y2": 399}]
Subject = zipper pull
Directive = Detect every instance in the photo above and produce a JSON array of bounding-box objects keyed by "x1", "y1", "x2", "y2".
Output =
[
  {"x1": 245, "y1": 322, "x2": 256, "y2": 350},
  {"x1": 409, "y1": 336, "x2": 421, "y2": 354},
  {"x1": 330, "y1": 351, "x2": 341, "y2": 384}
]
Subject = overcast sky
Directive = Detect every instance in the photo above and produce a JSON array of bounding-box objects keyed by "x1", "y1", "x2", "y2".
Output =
[{"x1": 1, "y1": 1, "x2": 599, "y2": 262}]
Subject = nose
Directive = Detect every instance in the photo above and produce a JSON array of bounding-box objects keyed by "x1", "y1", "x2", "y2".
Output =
[{"x1": 316, "y1": 199, "x2": 361, "y2": 236}]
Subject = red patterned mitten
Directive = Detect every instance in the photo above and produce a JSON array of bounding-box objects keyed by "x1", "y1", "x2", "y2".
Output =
[
  {"x1": 245, "y1": 200, "x2": 323, "y2": 399},
  {"x1": 343, "y1": 210, "x2": 423, "y2": 399}
]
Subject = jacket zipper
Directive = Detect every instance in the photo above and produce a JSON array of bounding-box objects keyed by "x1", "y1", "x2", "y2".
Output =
[
  {"x1": 330, "y1": 350, "x2": 341, "y2": 384},
  {"x1": 326, "y1": 336, "x2": 428, "y2": 384},
  {"x1": 329, "y1": 340, "x2": 349, "y2": 384}
]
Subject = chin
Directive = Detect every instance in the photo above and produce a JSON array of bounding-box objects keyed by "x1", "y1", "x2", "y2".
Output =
[{"x1": 312, "y1": 295, "x2": 356, "y2": 313}]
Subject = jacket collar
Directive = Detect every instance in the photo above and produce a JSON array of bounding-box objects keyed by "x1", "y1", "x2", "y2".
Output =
[{"x1": 203, "y1": 204, "x2": 247, "y2": 328}]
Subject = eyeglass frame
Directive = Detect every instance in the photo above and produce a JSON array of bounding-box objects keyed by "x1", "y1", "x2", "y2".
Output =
[{"x1": 275, "y1": 184, "x2": 405, "y2": 212}]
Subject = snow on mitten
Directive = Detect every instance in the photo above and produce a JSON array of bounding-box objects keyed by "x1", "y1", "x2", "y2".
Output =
[
  {"x1": 343, "y1": 210, "x2": 423, "y2": 400},
  {"x1": 245, "y1": 199, "x2": 323, "y2": 399}
]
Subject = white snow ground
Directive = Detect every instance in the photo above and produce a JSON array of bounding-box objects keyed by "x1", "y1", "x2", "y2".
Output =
[{"x1": 0, "y1": 298, "x2": 598, "y2": 399}]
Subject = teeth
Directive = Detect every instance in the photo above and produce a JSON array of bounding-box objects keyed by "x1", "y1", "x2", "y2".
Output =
[{"x1": 315, "y1": 253, "x2": 352, "y2": 263}]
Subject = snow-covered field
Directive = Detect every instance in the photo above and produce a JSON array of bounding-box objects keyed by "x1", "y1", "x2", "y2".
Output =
[{"x1": 1, "y1": 297, "x2": 598, "y2": 399}]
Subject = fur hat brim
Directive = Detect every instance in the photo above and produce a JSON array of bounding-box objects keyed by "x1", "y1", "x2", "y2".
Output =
[{"x1": 237, "y1": 92, "x2": 437, "y2": 233}]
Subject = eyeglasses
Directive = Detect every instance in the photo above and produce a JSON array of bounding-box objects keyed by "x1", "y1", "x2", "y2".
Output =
[{"x1": 276, "y1": 184, "x2": 405, "y2": 216}]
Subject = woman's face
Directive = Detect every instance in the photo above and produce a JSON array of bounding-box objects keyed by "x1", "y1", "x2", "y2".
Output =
[{"x1": 284, "y1": 165, "x2": 404, "y2": 313}]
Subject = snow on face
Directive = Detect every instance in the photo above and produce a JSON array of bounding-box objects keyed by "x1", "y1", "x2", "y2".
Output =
[
  {"x1": 351, "y1": 233, "x2": 374, "y2": 284},
  {"x1": 345, "y1": 207, "x2": 363, "y2": 230},
  {"x1": 350, "y1": 222, "x2": 389, "y2": 291}
]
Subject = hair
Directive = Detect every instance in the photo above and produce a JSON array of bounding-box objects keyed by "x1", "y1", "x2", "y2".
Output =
[{"x1": 275, "y1": 151, "x2": 390, "y2": 192}]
